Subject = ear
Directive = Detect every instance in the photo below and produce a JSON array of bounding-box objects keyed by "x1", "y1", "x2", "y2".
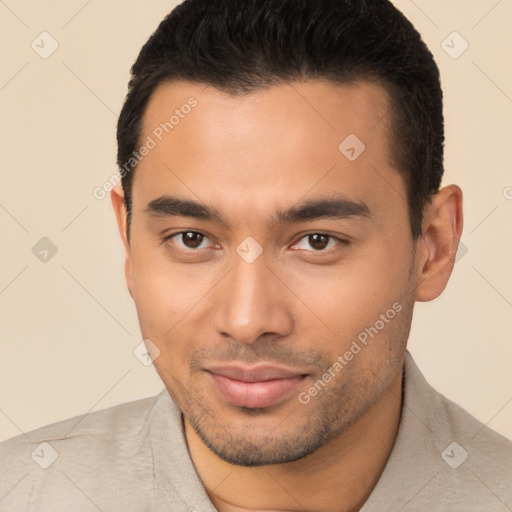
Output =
[
  {"x1": 111, "y1": 184, "x2": 135, "y2": 299},
  {"x1": 415, "y1": 185, "x2": 464, "y2": 302}
]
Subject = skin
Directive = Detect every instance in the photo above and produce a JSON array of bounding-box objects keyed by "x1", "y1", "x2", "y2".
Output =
[{"x1": 111, "y1": 79, "x2": 463, "y2": 512}]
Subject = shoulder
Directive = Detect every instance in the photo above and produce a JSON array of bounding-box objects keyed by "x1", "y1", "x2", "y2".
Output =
[
  {"x1": 401, "y1": 352, "x2": 512, "y2": 509},
  {"x1": 0, "y1": 391, "x2": 161, "y2": 461},
  {"x1": 404, "y1": 351, "x2": 512, "y2": 455},
  {"x1": 431, "y1": 378, "x2": 512, "y2": 508},
  {"x1": 0, "y1": 391, "x2": 164, "y2": 511},
  {"x1": 364, "y1": 353, "x2": 512, "y2": 511}
]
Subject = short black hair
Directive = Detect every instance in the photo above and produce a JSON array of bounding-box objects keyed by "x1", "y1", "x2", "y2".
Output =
[{"x1": 117, "y1": 0, "x2": 444, "y2": 240}]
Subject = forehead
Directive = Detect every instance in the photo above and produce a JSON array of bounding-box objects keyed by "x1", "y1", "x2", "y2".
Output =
[
  {"x1": 140, "y1": 79, "x2": 392, "y2": 156},
  {"x1": 132, "y1": 79, "x2": 405, "y2": 229}
]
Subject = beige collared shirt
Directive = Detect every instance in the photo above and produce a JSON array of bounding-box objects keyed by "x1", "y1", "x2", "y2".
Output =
[{"x1": 1, "y1": 351, "x2": 510, "y2": 511}]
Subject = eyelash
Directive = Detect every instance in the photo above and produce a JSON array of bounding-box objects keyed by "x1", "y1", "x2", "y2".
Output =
[{"x1": 162, "y1": 231, "x2": 349, "y2": 254}]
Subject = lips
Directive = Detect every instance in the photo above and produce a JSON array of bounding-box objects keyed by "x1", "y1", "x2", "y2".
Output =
[{"x1": 205, "y1": 364, "x2": 307, "y2": 409}]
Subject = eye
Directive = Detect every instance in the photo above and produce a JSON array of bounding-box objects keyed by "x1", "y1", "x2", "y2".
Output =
[
  {"x1": 164, "y1": 231, "x2": 215, "y2": 251},
  {"x1": 291, "y1": 233, "x2": 346, "y2": 252}
]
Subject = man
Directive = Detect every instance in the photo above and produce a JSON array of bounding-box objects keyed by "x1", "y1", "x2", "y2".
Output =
[{"x1": 1, "y1": 0, "x2": 510, "y2": 510}]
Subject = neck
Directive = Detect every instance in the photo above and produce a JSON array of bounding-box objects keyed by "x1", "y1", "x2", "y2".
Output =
[{"x1": 184, "y1": 367, "x2": 403, "y2": 512}]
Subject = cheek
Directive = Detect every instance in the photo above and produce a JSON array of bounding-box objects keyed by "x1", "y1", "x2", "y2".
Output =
[
  {"x1": 129, "y1": 244, "x2": 183, "y2": 335},
  {"x1": 280, "y1": 241, "x2": 412, "y2": 340},
  {"x1": 129, "y1": 245, "x2": 215, "y2": 366}
]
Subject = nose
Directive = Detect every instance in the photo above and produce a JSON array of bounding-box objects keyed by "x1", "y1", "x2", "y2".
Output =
[{"x1": 213, "y1": 249, "x2": 294, "y2": 345}]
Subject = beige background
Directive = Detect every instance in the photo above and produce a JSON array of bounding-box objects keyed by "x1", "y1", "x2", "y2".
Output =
[{"x1": 0, "y1": 0, "x2": 511, "y2": 443}]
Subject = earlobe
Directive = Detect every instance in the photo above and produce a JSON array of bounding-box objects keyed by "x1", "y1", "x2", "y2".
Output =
[
  {"x1": 111, "y1": 185, "x2": 135, "y2": 299},
  {"x1": 415, "y1": 185, "x2": 464, "y2": 302}
]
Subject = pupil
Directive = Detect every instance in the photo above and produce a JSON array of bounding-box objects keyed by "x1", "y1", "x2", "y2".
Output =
[
  {"x1": 310, "y1": 234, "x2": 328, "y2": 250},
  {"x1": 183, "y1": 232, "x2": 203, "y2": 249}
]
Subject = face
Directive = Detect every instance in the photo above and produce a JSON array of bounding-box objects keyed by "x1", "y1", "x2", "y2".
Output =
[{"x1": 118, "y1": 79, "x2": 419, "y2": 466}]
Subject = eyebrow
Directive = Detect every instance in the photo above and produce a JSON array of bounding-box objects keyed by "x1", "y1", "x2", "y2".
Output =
[{"x1": 144, "y1": 194, "x2": 371, "y2": 229}]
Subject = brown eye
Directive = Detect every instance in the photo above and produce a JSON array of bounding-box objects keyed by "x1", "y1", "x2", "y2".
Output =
[
  {"x1": 292, "y1": 233, "x2": 342, "y2": 252},
  {"x1": 181, "y1": 232, "x2": 204, "y2": 249},
  {"x1": 308, "y1": 234, "x2": 329, "y2": 250},
  {"x1": 166, "y1": 231, "x2": 211, "y2": 250}
]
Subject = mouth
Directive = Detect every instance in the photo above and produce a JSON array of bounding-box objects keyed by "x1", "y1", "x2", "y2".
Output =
[{"x1": 205, "y1": 364, "x2": 308, "y2": 409}]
